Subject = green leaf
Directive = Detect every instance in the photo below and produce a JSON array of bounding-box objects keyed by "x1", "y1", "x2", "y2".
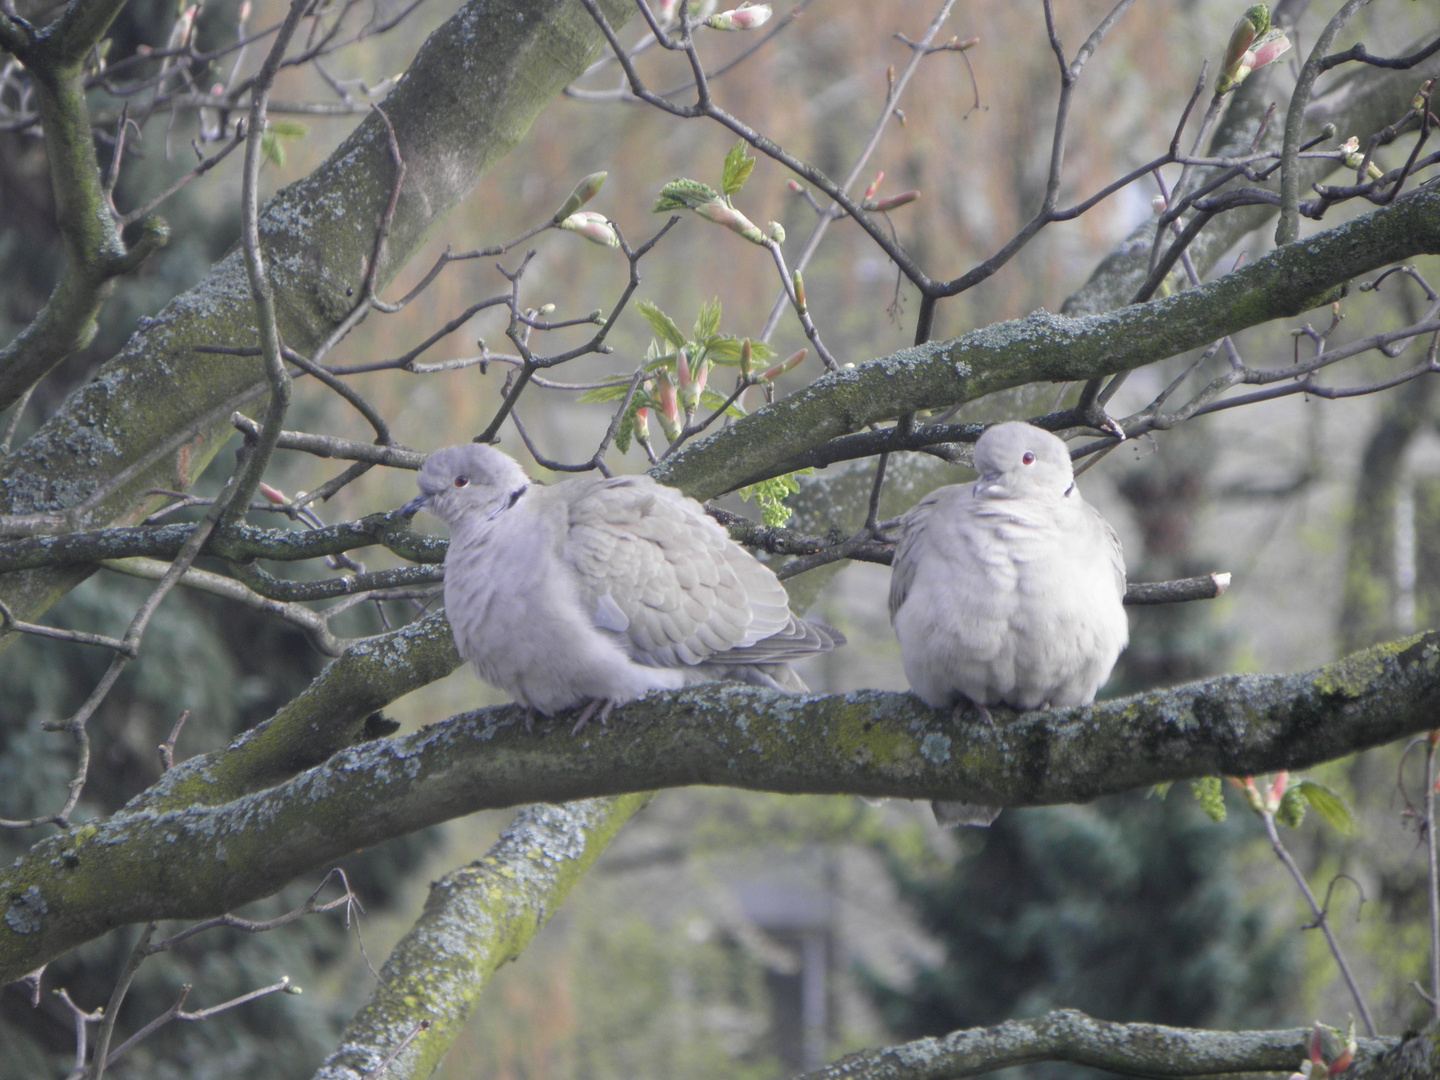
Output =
[
  {"x1": 653, "y1": 178, "x2": 719, "y2": 212},
  {"x1": 577, "y1": 379, "x2": 637, "y2": 404},
  {"x1": 721, "y1": 139, "x2": 755, "y2": 197},
  {"x1": 707, "y1": 336, "x2": 776, "y2": 364},
  {"x1": 270, "y1": 118, "x2": 309, "y2": 139},
  {"x1": 693, "y1": 297, "x2": 722, "y2": 342},
  {"x1": 1296, "y1": 779, "x2": 1355, "y2": 834},
  {"x1": 1190, "y1": 776, "x2": 1226, "y2": 822},
  {"x1": 260, "y1": 131, "x2": 285, "y2": 167},
  {"x1": 1276, "y1": 786, "x2": 1307, "y2": 829},
  {"x1": 613, "y1": 387, "x2": 649, "y2": 455},
  {"x1": 736, "y1": 469, "x2": 814, "y2": 527},
  {"x1": 636, "y1": 300, "x2": 687, "y2": 349},
  {"x1": 700, "y1": 388, "x2": 746, "y2": 419}
]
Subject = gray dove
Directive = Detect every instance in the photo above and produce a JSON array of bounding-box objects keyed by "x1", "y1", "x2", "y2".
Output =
[
  {"x1": 404, "y1": 443, "x2": 842, "y2": 732},
  {"x1": 889, "y1": 421, "x2": 1128, "y2": 826}
]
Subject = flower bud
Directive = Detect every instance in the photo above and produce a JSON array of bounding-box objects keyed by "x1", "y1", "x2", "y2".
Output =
[
  {"x1": 693, "y1": 197, "x2": 767, "y2": 243},
  {"x1": 654, "y1": 370, "x2": 682, "y2": 440},
  {"x1": 558, "y1": 211, "x2": 620, "y2": 248},
  {"x1": 864, "y1": 171, "x2": 884, "y2": 201},
  {"x1": 259, "y1": 483, "x2": 287, "y2": 504},
  {"x1": 552, "y1": 171, "x2": 607, "y2": 223},
  {"x1": 706, "y1": 3, "x2": 771, "y2": 30},
  {"x1": 868, "y1": 190, "x2": 919, "y2": 212},
  {"x1": 767, "y1": 221, "x2": 785, "y2": 243},
  {"x1": 760, "y1": 348, "x2": 807, "y2": 380},
  {"x1": 1217, "y1": 6, "x2": 1288, "y2": 95}
]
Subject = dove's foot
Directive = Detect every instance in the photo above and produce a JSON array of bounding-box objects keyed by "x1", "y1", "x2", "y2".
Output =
[
  {"x1": 571, "y1": 698, "x2": 616, "y2": 735},
  {"x1": 524, "y1": 707, "x2": 539, "y2": 734},
  {"x1": 952, "y1": 700, "x2": 994, "y2": 727}
]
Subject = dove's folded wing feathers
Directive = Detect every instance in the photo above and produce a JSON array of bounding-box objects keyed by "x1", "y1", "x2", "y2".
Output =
[{"x1": 557, "y1": 475, "x2": 803, "y2": 670}]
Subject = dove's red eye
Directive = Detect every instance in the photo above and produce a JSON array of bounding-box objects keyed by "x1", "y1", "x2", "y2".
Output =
[
  {"x1": 1022, "y1": 452, "x2": 1036, "y2": 465},
  {"x1": 454, "y1": 476, "x2": 470, "y2": 488}
]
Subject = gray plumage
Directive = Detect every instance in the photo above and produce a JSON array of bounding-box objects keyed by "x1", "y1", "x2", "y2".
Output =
[
  {"x1": 405, "y1": 443, "x2": 841, "y2": 729},
  {"x1": 889, "y1": 421, "x2": 1129, "y2": 826}
]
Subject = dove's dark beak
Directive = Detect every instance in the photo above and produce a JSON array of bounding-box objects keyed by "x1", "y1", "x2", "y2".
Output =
[{"x1": 401, "y1": 492, "x2": 431, "y2": 518}]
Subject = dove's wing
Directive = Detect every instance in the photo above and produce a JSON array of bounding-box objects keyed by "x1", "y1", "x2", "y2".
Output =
[
  {"x1": 556, "y1": 476, "x2": 808, "y2": 670},
  {"x1": 888, "y1": 490, "x2": 945, "y2": 620}
]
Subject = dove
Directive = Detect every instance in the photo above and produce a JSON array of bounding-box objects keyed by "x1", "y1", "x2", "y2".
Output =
[
  {"x1": 404, "y1": 443, "x2": 842, "y2": 732},
  {"x1": 888, "y1": 421, "x2": 1128, "y2": 827}
]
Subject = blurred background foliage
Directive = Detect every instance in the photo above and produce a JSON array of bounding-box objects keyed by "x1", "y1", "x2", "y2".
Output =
[{"x1": 3, "y1": 0, "x2": 1440, "y2": 1076}]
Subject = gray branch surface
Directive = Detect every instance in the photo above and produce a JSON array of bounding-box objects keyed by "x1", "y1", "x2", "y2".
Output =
[
  {"x1": 655, "y1": 184, "x2": 1440, "y2": 498},
  {"x1": 3, "y1": 629, "x2": 1436, "y2": 985},
  {"x1": 796, "y1": 1008, "x2": 1417, "y2": 1080}
]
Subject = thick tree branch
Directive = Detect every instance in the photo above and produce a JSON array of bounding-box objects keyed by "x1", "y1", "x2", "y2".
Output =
[
  {"x1": 3, "y1": 629, "x2": 1436, "y2": 985},
  {"x1": 0, "y1": 0, "x2": 636, "y2": 634},
  {"x1": 653, "y1": 184, "x2": 1440, "y2": 499},
  {"x1": 794, "y1": 1009, "x2": 1410, "y2": 1080},
  {"x1": 313, "y1": 796, "x2": 651, "y2": 1080}
]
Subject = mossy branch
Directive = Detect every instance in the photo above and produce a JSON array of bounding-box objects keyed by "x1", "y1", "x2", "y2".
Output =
[
  {"x1": 795, "y1": 1008, "x2": 1413, "y2": 1080},
  {"x1": 313, "y1": 796, "x2": 651, "y2": 1080},
  {"x1": 3, "y1": 629, "x2": 1437, "y2": 985},
  {"x1": 653, "y1": 184, "x2": 1440, "y2": 500}
]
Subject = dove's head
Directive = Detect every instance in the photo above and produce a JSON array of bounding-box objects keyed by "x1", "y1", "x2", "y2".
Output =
[
  {"x1": 972, "y1": 421, "x2": 1075, "y2": 501},
  {"x1": 403, "y1": 443, "x2": 531, "y2": 526}
]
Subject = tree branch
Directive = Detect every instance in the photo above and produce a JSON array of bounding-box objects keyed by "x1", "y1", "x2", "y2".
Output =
[
  {"x1": 4, "y1": 629, "x2": 1437, "y2": 984},
  {"x1": 313, "y1": 796, "x2": 651, "y2": 1079},
  {"x1": 793, "y1": 1008, "x2": 1407, "y2": 1080},
  {"x1": 655, "y1": 184, "x2": 1440, "y2": 499}
]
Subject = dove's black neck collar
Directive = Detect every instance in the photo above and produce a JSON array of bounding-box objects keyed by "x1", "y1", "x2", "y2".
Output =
[
  {"x1": 486, "y1": 484, "x2": 529, "y2": 520},
  {"x1": 1064, "y1": 482, "x2": 1075, "y2": 498}
]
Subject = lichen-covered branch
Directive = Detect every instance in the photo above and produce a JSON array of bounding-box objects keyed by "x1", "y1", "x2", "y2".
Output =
[
  {"x1": 314, "y1": 796, "x2": 651, "y2": 1080},
  {"x1": 794, "y1": 1008, "x2": 1408, "y2": 1080},
  {"x1": 3, "y1": 629, "x2": 1436, "y2": 985},
  {"x1": 0, "y1": 0, "x2": 636, "y2": 633},
  {"x1": 654, "y1": 183, "x2": 1440, "y2": 499}
]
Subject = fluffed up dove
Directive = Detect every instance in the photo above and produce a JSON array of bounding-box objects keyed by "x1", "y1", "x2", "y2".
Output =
[
  {"x1": 889, "y1": 421, "x2": 1129, "y2": 827},
  {"x1": 404, "y1": 443, "x2": 842, "y2": 732}
]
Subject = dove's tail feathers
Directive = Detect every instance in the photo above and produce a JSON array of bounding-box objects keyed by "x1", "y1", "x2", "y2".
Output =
[
  {"x1": 931, "y1": 799, "x2": 1002, "y2": 828},
  {"x1": 707, "y1": 615, "x2": 844, "y2": 667}
]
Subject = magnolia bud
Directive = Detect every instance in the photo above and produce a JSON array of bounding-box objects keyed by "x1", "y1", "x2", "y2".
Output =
[
  {"x1": 558, "y1": 211, "x2": 620, "y2": 248},
  {"x1": 706, "y1": 3, "x2": 771, "y2": 30},
  {"x1": 552, "y1": 171, "x2": 607, "y2": 223}
]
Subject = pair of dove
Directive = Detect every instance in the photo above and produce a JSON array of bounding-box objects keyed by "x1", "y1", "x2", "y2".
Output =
[{"x1": 405, "y1": 423, "x2": 1129, "y2": 802}]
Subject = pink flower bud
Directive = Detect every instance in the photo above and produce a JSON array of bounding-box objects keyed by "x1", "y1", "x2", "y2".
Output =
[
  {"x1": 1267, "y1": 771, "x2": 1288, "y2": 812},
  {"x1": 760, "y1": 348, "x2": 807, "y2": 380},
  {"x1": 864, "y1": 171, "x2": 884, "y2": 201},
  {"x1": 676, "y1": 347, "x2": 692, "y2": 390},
  {"x1": 654, "y1": 370, "x2": 681, "y2": 440},
  {"x1": 259, "y1": 483, "x2": 287, "y2": 504},
  {"x1": 694, "y1": 197, "x2": 767, "y2": 243},
  {"x1": 1249, "y1": 29, "x2": 1291, "y2": 70},
  {"x1": 786, "y1": 179, "x2": 804, "y2": 194},
  {"x1": 869, "y1": 190, "x2": 919, "y2": 212},
  {"x1": 706, "y1": 3, "x2": 772, "y2": 30},
  {"x1": 558, "y1": 211, "x2": 620, "y2": 248}
]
